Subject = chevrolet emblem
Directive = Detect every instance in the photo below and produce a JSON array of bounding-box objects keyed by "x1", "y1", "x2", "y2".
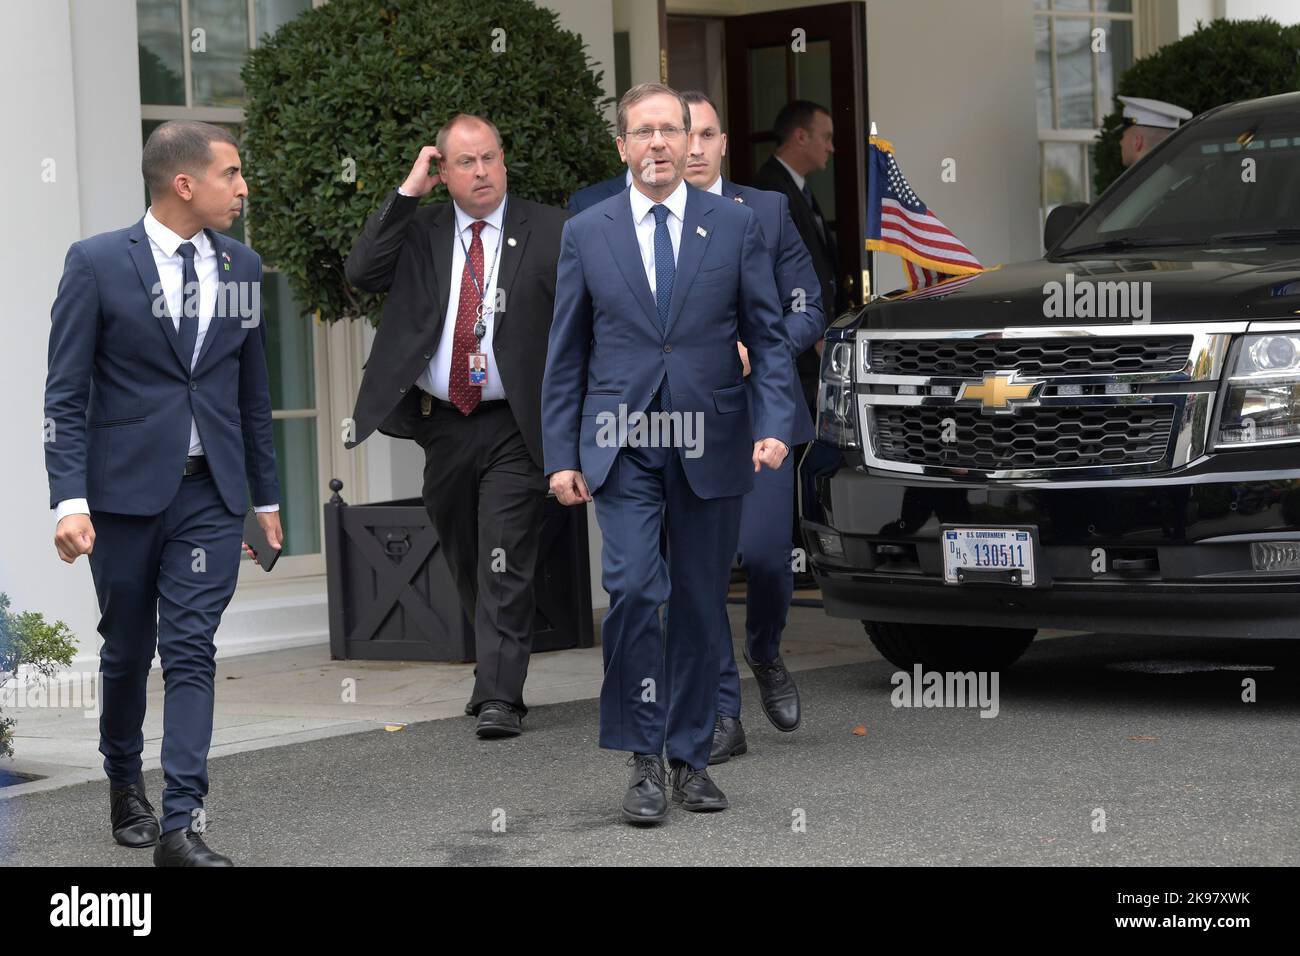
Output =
[{"x1": 958, "y1": 370, "x2": 1042, "y2": 413}]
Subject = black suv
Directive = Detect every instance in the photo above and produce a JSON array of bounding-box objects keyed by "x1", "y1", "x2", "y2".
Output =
[{"x1": 803, "y1": 91, "x2": 1300, "y2": 670}]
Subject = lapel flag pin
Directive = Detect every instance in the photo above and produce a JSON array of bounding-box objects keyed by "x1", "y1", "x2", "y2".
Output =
[
  {"x1": 734, "y1": 196, "x2": 745, "y2": 203},
  {"x1": 221, "y1": 250, "x2": 231, "y2": 271},
  {"x1": 696, "y1": 226, "x2": 707, "y2": 238},
  {"x1": 507, "y1": 237, "x2": 516, "y2": 247}
]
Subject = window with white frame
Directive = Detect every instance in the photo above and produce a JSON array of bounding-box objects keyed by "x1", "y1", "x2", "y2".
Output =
[
  {"x1": 1035, "y1": 0, "x2": 1137, "y2": 225},
  {"x1": 137, "y1": 0, "x2": 327, "y2": 567}
]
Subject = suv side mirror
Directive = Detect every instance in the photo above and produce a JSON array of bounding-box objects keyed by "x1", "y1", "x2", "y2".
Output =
[{"x1": 1044, "y1": 202, "x2": 1088, "y2": 252}]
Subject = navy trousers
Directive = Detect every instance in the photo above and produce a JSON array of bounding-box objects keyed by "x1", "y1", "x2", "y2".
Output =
[
  {"x1": 716, "y1": 450, "x2": 795, "y2": 719},
  {"x1": 592, "y1": 406, "x2": 743, "y2": 770},
  {"x1": 88, "y1": 470, "x2": 243, "y2": 834}
]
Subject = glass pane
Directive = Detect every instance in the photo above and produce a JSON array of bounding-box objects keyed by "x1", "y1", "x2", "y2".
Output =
[
  {"x1": 1054, "y1": 17, "x2": 1094, "y2": 129},
  {"x1": 1054, "y1": 0, "x2": 1090, "y2": 10},
  {"x1": 1034, "y1": 0, "x2": 1049, "y2": 9},
  {"x1": 189, "y1": 0, "x2": 250, "y2": 107},
  {"x1": 752, "y1": 140, "x2": 776, "y2": 176},
  {"x1": 270, "y1": 417, "x2": 320, "y2": 557},
  {"x1": 1096, "y1": 17, "x2": 1134, "y2": 115},
  {"x1": 263, "y1": 272, "x2": 315, "y2": 410},
  {"x1": 795, "y1": 40, "x2": 833, "y2": 114},
  {"x1": 1097, "y1": 0, "x2": 1133, "y2": 12},
  {"x1": 137, "y1": 0, "x2": 185, "y2": 105},
  {"x1": 1035, "y1": 17, "x2": 1053, "y2": 128},
  {"x1": 1043, "y1": 141, "x2": 1085, "y2": 210},
  {"x1": 255, "y1": 0, "x2": 312, "y2": 42},
  {"x1": 749, "y1": 45, "x2": 787, "y2": 131}
]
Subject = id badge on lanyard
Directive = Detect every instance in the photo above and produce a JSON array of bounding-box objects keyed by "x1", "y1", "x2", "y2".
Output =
[{"x1": 462, "y1": 203, "x2": 506, "y2": 388}]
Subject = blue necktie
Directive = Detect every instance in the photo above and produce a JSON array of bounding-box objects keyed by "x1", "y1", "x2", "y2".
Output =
[
  {"x1": 651, "y1": 204, "x2": 674, "y2": 414},
  {"x1": 176, "y1": 241, "x2": 200, "y2": 370}
]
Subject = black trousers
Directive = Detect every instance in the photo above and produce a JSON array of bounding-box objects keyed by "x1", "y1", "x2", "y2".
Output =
[{"x1": 413, "y1": 399, "x2": 546, "y2": 715}]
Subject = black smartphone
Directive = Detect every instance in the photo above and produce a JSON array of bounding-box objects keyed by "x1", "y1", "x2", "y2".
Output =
[{"x1": 242, "y1": 509, "x2": 282, "y2": 572}]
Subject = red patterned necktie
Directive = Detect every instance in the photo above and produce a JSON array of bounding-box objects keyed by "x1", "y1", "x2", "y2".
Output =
[{"x1": 447, "y1": 219, "x2": 487, "y2": 415}]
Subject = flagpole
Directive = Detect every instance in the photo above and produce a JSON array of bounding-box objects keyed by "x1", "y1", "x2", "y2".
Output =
[{"x1": 866, "y1": 121, "x2": 877, "y2": 299}]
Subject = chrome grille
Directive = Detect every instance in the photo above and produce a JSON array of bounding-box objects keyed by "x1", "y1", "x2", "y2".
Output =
[
  {"x1": 870, "y1": 336, "x2": 1193, "y2": 377},
  {"x1": 872, "y1": 405, "x2": 1176, "y2": 471},
  {"x1": 855, "y1": 323, "x2": 1239, "y2": 480}
]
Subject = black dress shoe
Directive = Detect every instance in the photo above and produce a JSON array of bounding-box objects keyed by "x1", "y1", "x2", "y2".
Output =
[
  {"x1": 708, "y1": 716, "x2": 748, "y2": 765},
  {"x1": 475, "y1": 701, "x2": 523, "y2": 738},
  {"x1": 622, "y1": 753, "x2": 668, "y2": 825},
  {"x1": 744, "y1": 649, "x2": 801, "y2": 732},
  {"x1": 109, "y1": 778, "x2": 159, "y2": 848},
  {"x1": 153, "y1": 827, "x2": 233, "y2": 867},
  {"x1": 669, "y1": 763, "x2": 729, "y2": 812}
]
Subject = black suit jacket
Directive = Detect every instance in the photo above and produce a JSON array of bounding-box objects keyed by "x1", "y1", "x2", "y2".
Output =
[
  {"x1": 750, "y1": 156, "x2": 845, "y2": 392},
  {"x1": 344, "y1": 189, "x2": 569, "y2": 468}
]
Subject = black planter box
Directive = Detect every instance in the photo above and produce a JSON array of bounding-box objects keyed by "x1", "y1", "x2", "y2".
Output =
[{"x1": 323, "y1": 480, "x2": 594, "y2": 661}]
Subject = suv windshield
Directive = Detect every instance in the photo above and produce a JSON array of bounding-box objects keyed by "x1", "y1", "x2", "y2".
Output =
[{"x1": 1055, "y1": 101, "x2": 1300, "y2": 254}]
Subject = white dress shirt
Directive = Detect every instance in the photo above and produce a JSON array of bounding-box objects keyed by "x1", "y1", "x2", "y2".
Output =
[
  {"x1": 705, "y1": 176, "x2": 723, "y2": 196},
  {"x1": 416, "y1": 196, "x2": 507, "y2": 401},
  {"x1": 55, "y1": 209, "x2": 278, "y2": 523},
  {"x1": 628, "y1": 178, "x2": 688, "y2": 298},
  {"x1": 775, "y1": 155, "x2": 807, "y2": 193}
]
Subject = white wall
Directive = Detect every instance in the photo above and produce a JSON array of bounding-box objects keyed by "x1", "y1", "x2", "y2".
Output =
[
  {"x1": 866, "y1": 0, "x2": 1041, "y2": 293},
  {"x1": 0, "y1": 0, "x2": 135, "y2": 660},
  {"x1": 540, "y1": 0, "x2": 618, "y2": 127},
  {"x1": 615, "y1": 0, "x2": 664, "y2": 86},
  {"x1": 1217, "y1": 0, "x2": 1300, "y2": 25}
]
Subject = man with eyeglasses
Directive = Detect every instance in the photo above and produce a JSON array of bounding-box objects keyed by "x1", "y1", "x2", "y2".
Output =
[
  {"x1": 344, "y1": 114, "x2": 570, "y2": 739},
  {"x1": 542, "y1": 83, "x2": 796, "y2": 825}
]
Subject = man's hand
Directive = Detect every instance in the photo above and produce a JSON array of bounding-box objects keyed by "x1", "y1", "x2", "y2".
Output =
[
  {"x1": 242, "y1": 511, "x2": 284, "y2": 561},
  {"x1": 752, "y1": 438, "x2": 789, "y2": 472},
  {"x1": 54, "y1": 514, "x2": 95, "y2": 564},
  {"x1": 738, "y1": 341, "x2": 751, "y2": 377},
  {"x1": 814, "y1": 338, "x2": 825, "y2": 359},
  {"x1": 400, "y1": 145, "x2": 443, "y2": 197},
  {"x1": 549, "y1": 470, "x2": 592, "y2": 506}
]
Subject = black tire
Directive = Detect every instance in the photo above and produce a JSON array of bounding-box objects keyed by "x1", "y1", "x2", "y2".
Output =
[{"x1": 862, "y1": 621, "x2": 1037, "y2": 671}]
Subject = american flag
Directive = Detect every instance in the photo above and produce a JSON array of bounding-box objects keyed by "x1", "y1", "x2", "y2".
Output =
[{"x1": 866, "y1": 134, "x2": 983, "y2": 293}]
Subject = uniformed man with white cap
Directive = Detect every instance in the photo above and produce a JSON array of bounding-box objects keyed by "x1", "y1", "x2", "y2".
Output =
[{"x1": 1119, "y1": 95, "x2": 1192, "y2": 167}]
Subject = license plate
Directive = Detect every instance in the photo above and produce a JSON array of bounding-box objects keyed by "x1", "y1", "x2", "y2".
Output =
[{"x1": 942, "y1": 527, "x2": 1036, "y2": 586}]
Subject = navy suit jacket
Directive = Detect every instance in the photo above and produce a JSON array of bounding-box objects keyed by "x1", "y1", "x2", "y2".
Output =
[
  {"x1": 719, "y1": 179, "x2": 825, "y2": 446},
  {"x1": 44, "y1": 220, "x2": 280, "y2": 517},
  {"x1": 542, "y1": 183, "x2": 796, "y2": 501},
  {"x1": 567, "y1": 174, "x2": 627, "y2": 214}
]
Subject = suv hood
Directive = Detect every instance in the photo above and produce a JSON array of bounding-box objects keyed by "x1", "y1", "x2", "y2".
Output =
[{"x1": 860, "y1": 247, "x2": 1300, "y2": 329}]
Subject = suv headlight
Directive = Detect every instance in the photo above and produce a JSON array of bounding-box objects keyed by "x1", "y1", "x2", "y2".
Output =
[
  {"x1": 1216, "y1": 333, "x2": 1300, "y2": 447},
  {"x1": 816, "y1": 328, "x2": 860, "y2": 448}
]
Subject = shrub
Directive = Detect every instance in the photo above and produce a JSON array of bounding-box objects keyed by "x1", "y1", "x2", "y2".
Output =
[{"x1": 1094, "y1": 18, "x2": 1300, "y2": 195}]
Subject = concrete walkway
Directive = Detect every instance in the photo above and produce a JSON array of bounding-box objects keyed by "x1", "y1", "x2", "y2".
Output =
[{"x1": 0, "y1": 601, "x2": 877, "y2": 799}]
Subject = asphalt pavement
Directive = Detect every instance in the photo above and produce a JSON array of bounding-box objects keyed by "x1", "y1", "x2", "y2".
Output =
[{"x1": 2, "y1": 628, "x2": 1297, "y2": 866}]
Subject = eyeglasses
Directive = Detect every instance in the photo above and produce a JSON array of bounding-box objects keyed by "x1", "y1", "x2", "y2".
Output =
[{"x1": 623, "y1": 126, "x2": 686, "y2": 142}]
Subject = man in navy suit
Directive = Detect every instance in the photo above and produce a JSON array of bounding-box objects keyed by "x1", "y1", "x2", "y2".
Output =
[
  {"x1": 542, "y1": 83, "x2": 795, "y2": 825},
  {"x1": 45, "y1": 121, "x2": 281, "y2": 866},
  {"x1": 676, "y1": 91, "x2": 826, "y2": 762},
  {"x1": 568, "y1": 168, "x2": 630, "y2": 214}
]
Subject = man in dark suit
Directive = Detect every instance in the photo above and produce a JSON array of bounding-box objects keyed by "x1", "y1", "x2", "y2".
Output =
[
  {"x1": 543, "y1": 83, "x2": 796, "y2": 825},
  {"x1": 344, "y1": 114, "x2": 568, "y2": 739},
  {"x1": 676, "y1": 91, "x2": 826, "y2": 762},
  {"x1": 750, "y1": 99, "x2": 843, "y2": 413},
  {"x1": 45, "y1": 121, "x2": 282, "y2": 867},
  {"x1": 568, "y1": 169, "x2": 630, "y2": 213}
]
